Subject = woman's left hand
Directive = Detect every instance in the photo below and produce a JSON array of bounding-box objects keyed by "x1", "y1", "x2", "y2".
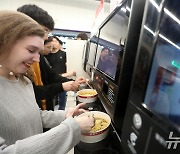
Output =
[{"x1": 66, "y1": 103, "x2": 87, "y2": 118}]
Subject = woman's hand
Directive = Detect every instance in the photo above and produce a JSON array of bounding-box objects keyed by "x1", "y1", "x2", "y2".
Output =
[
  {"x1": 66, "y1": 103, "x2": 95, "y2": 133},
  {"x1": 66, "y1": 103, "x2": 87, "y2": 118},
  {"x1": 75, "y1": 113, "x2": 95, "y2": 133}
]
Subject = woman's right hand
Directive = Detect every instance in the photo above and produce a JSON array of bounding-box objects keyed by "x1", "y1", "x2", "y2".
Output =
[{"x1": 75, "y1": 113, "x2": 95, "y2": 134}]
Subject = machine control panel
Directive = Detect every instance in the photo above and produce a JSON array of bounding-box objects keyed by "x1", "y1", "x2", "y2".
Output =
[{"x1": 92, "y1": 70, "x2": 118, "y2": 120}]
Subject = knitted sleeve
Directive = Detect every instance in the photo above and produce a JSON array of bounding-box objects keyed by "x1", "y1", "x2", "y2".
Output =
[
  {"x1": 40, "y1": 110, "x2": 66, "y2": 128},
  {"x1": 0, "y1": 118, "x2": 81, "y2": 154}
]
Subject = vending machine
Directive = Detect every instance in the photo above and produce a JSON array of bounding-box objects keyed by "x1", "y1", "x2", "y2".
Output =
[{"x1": 121, "y1": 0, "x2": 180, "y2": 153}]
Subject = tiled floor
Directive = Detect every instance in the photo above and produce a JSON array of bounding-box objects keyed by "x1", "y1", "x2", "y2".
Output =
[{"x1": 55, "y1": 91, "x2": 76, "y2": 154}]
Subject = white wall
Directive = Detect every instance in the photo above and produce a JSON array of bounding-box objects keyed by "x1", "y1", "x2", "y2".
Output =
[
  {"x1": 66, "y1": 40, "x2": 90, "y2": 79},
  {"x1": 0, "y1": 0, "x2": 110, "y2": 31}
]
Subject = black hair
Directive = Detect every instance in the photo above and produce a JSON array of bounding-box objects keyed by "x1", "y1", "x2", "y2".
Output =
[
  {"x1": 101, "y1": 47, "x2": 109, "y2": 52},
  {"x1": 77, "y1": 32, "x2": 88, "y2": 40},
  {"x1": 52, "y1": 36, "x2": 63, "y2": 45},
  {"x1": 44, "y1": 36, "x2": 53, "y2": 45},
  {"x1": 17, "y1": 4, "x2": 54, "y2": 30}
]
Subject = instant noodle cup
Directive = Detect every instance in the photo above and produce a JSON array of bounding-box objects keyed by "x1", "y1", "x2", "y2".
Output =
[
  {"x1": 80, "y1": 111, "x2": 111, "y2": 143},
  {"x1": 77, "y1": 89, "x2": 98, "y2": 103}
]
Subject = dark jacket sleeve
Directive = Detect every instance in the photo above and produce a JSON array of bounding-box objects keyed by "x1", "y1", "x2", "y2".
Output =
[
  {"x1": 40, "y1": 55, "x2": 72, "y2": 84},
  {"x1": 33, "y1": 55, "x2": 74, "y2": 101},
  {"x1": 33, "y1": 83, "x2": 64, "y2": 100}
]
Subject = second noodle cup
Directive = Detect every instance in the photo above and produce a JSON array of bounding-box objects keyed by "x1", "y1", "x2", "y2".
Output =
[
  {"x1": 80, "y1": 111, "x2": 111, "y2": 143},
  {"x1": 77, "y1": 89, "x2": 98, "y2": 103}
]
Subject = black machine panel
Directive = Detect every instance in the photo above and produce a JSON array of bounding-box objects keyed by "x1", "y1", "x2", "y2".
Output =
[
  {"x1": 121, "y1": 0, "x2": 180, "y2": 153},
  {"x1": 122, "y1": 103, "x2": 180, "y2": 154},
  {"x1": 93, "y1": 70, "x2": 118, "y2": 119},
  {"x1": 91, "y1": 0, "x2": 146, "y2": 131}
]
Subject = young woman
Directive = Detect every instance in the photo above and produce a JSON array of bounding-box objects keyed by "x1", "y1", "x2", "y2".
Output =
[{"x1": 0, "y1": 10, "x2": 94, "y2": 154}]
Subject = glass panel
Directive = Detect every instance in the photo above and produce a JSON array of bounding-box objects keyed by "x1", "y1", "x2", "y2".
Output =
[
  {"x1": 95, "y1": 1, "x2": 130, "y2": 80},
  {"x1": 144, "y1": 0, "x2": 180, "y2": 125}
]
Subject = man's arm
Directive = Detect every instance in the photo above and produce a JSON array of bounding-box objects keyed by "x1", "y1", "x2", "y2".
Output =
[{"x1": 33, "y1": 83, "x2": 63, "y2": 100}]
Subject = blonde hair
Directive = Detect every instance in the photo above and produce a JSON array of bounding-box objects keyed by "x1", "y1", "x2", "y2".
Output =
[
  {"x1": 0, "y1": 10, "x2": 45, "y2": 82},
  {"x1": 0, "y1": 10, "x2": 44, "y2": 60}
]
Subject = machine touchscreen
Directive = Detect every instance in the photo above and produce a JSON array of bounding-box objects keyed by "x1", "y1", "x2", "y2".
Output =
[{"x1": 144, "y1": 40, "x2": 180, "y2": 125}]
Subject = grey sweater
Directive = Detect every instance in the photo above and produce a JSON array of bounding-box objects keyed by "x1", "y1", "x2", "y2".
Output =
[{"x1": 0, "y1": 76, "x2": 81, "y2": 154}]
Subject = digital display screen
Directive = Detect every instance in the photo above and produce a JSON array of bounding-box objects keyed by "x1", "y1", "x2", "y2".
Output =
[
  {"x1": 143, "y1": 0, "x2": 180, "y2": 126},
  {"x1": 95, "y1": 4, "x2": 129, "y2": 80},
  {"x1": 144, "y1": 40, "x2": 180, "y2": 125},
  {"x1": 96, "y1": 42, "x2": 121, "y2": 79}
]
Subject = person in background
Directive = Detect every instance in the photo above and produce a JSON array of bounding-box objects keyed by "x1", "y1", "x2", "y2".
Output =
[
  {"x1": 40, "y1": 36, "x2": 57, "y2": 110},
  {"x1": 76, "y1": 32, "x2": 88, "y2": 40},
  {"x1": 97, "y1": 47, "x2": 110, "y2": 72},
  {"x1": 0, "y1": 10, "x2": 95, "y2": 154},
  {"x1": 42, "y1": 36, "x2": 53, "y2": 56},
  {"x1": 45, "y1": 36, "x2": 76, "y2": 77},
  {"x1": 17, "y1": 4, "x2": 86, "y2": 110},
  {"x1": 47, "y1": 36, "x2": 76, "y2": 78},
  {"x1": 46, "y1": 36, "x2": 75, "y2": 110},
  {"x1": 105, "y1": 51, "x2": 119, "y2": 79}
]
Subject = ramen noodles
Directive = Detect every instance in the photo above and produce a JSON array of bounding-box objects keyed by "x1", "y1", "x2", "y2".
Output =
[
  {"x1": 78, "y1": 90, "x2": 97, "y2": 96},
  {"x1": 90, "y1": 117, "x2": 109, "y2": 132}
]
